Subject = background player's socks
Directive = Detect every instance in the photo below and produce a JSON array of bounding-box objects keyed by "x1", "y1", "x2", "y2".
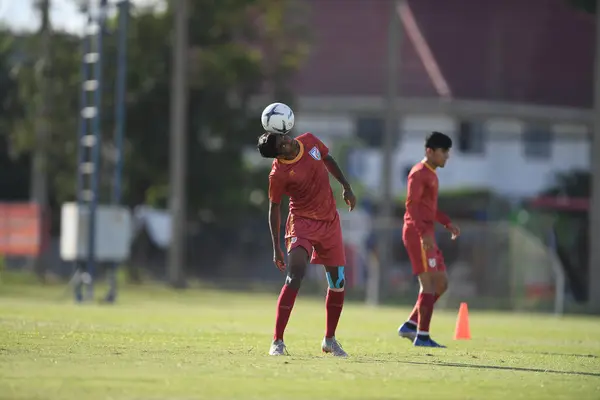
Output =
[
  {"x1": 325, "y1": 289, "x2": 344, "y2": 338},
  {"x1": 407, "y1": 293, "x2": 440, "y2": 325},
  {"x1": 274, "y1": 285, "x2": 299, "y2": 341},
  {"x1": 417, "y1": 292, "x2": 435, "y2": 336}
]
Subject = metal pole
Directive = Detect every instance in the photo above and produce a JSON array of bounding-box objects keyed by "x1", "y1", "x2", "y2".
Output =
[
  {"x1": 368, "y1": 0, "x2": 402, "y2": 305},
  {"x1": 588, "y1": 0, "x2": 600, "y2": 313},
  {"x1": 30, "y1": 0, "x2": 51, "y2": 281},
  {"x1": 74, "y1": 9, "x2": 93, "y2": 302},
  {"x1": 86, "y1": 0, "x2": 108, "y2": 299},
  {"x1": 76, "y1": 13, "x2": 92, "y2": 205},
  {"x1": 168, "y1": 0, "x2": 189, "y2": 288},
  {"x1": 103, "y1": 0, "x2": 130, "y2": 302},
  {"x1": 112, "y1": 0, "x2": 129, "y2": 205}
]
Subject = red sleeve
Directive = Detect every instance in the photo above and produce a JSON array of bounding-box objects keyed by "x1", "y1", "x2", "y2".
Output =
[
  {"x1": 436, "y1": 210, "x2": 451, "y2": 227},
  {"x1": 268, "y1": 170, "x2": 286, "y2": 204},
  {"x1": 405, "y1": 171, "x2": 427, "y2": 237},
  {"x1": 307, "y1": 133, "x2": 329, "y2": 158}
]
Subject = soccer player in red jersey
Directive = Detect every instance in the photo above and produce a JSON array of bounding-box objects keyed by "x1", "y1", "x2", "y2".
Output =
[
  {"x1": 257, "y1": 131, "x2": 356, "y2": 357},
  {"x1": 398, "y1": 132, "x2": 460, "y2": 348}
]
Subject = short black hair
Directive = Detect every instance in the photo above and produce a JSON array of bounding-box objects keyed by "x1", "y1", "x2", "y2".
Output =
[
  {"x1": 425, "y1": 131, "x2": 452, "y2": 150},
  {"x1": 257, "y1": 132, "x2": 278, "y2": 158}
]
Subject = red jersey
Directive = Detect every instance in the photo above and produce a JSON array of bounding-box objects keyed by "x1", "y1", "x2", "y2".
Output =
[
  {"x1": 403, "y1": 161, "x2": 451, "y2": 236},
  {"x1": 268, "y1": 133, "x2": 337, "y2": 222}
]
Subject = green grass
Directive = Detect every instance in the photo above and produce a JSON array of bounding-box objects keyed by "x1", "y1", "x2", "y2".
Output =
[{"x1": 1, "y1": 280, "x2": 599, "y2": 400}]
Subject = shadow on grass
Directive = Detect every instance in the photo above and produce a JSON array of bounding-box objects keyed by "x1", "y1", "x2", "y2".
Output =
[{"x1": 350, "y1": 358, "x2": 600, "y2": 377}]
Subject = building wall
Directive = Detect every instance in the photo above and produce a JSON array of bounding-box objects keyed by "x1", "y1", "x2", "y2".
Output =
[{"x1": 295, "y1": 113, "x2": 590, "y2": 198}]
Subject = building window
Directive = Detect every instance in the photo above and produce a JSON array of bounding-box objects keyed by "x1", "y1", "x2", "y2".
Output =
[
  {"x1": 356, "y1": 117, "x2": 385, "y2": 148},
  {"x1": 523, "y1": 125, "x2": 553, "y2": 159},
  {"x1": 457, "y1": 121, "x2": 485, "y2": 154}
]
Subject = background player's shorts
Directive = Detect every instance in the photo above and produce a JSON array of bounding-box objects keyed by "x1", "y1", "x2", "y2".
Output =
[
  {"x1": 285, "y1": 213, "x2": 346, "y2": 266},
  {"x1": 402, "y1": 226, "x2": 446, "y2": 276}
]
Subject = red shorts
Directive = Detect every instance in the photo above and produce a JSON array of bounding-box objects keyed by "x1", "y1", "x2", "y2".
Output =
[
  {"x1": 285, "y1": 212, "x2": 346, "y2": 266},
  {"x1": 402, "y1": 226, "x2": 446, "y2": 276}
]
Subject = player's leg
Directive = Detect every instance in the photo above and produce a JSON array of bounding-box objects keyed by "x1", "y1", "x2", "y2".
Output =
[
  {"x1": 412, "y1": 270, "x2": 446, "y2": 347},
  {"x1": 321, "y1": 265, "x2": 347, "y2": 356},
  {"x1": 404, "y1": 262, "x2": 448, "y2": 329},
  {"x1": 311, "y1": 215, "x2": 348, "y2": 357},
  {"x1": 398, "y1": 229, "x2": 423, "y2": 340},
  {"x1": 398, "y1": 231, "x2": 446, "y2": 347},
  {"x1": 270, "y1": 243, "x2": 310, "y2": 356}
]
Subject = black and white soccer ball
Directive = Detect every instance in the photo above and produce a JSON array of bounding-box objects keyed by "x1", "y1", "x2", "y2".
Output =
[{"x1": 261, "y1": 102, "x2": 295, "y2": 134}]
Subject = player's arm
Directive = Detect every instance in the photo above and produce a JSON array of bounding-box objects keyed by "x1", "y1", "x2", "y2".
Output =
[
  {"x1": 312, "y1": 132, "x2": 356, "y2": 211},
  {"x1": 436, "y1": 210, "x2": 451, "y2": 227},
  {"x1": 405, "y1": 171, "x2": 429, "y2": 239},
  {"x1": 323, "y1": 154, "x2": 350, "y2": 188},
  {"x1": 323, "y1": 154, "x2": 356, "y2": 211},
  {"x1": 268, "y1": 173, "x2": 286, "y2": 270},
  {"x1": 437, "y1": 210, "x2": 460, "y2": 239}
]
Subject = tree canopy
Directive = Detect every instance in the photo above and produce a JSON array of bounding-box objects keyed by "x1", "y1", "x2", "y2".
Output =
[{"x1": 0, "y1": 0, "x2": 310, "y2": 224}]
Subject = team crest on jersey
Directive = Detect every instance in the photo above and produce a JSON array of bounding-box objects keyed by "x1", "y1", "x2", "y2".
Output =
[
  {"x1": 428, "y1": 258, "x2": 437, "y2": 268},
  {"x1": 308, "y1": 146, "x2": 321, "y2": 160}
]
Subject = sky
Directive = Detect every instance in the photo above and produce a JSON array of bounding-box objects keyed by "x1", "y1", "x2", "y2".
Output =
[{"x1": 0, "y1": 0, "x2": 162, "y2": 34}]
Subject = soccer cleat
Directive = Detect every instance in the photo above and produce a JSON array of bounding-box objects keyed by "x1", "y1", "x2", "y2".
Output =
[
  {"x1": 322, "y1": 336, "x2": 348, "y2": 357},
  {"x1": 413, "y1": 336, "x2": 446, "y2": 348},
  {"x1": 269, "y1": 339, "x2": 289, "y2": 356},
  {"x1": 398, "y1": 322, "x2": 417, "y2": 341}
]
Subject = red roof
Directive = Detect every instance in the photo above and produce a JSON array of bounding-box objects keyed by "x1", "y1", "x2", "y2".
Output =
[{"x1": 291, "y1": 0, "x2": 595, "y2": 108}]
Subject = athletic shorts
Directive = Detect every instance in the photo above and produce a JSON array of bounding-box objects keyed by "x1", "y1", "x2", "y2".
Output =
[
  {"x1": 402, "y1": 225, "x2": 446, "y2": 276},
  {"x1": 285, "y1": 212, "x2": 346, "y2": 267}
]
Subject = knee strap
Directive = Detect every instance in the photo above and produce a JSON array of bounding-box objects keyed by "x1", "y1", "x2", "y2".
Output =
[{"x1": 325, "y1": 266, "x2": 345, "y2": 289}]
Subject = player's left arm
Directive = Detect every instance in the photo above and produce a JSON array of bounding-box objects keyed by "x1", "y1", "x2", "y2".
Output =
[
  {"x1": 323, "y1": 154, "x2": 356, "y2": 211},
  {"x1": 436, "y1": 210, "x2": 460, "y2": 240},
  {"x1": 309, "y1": 133, "x2": 356, "y2": 211}
]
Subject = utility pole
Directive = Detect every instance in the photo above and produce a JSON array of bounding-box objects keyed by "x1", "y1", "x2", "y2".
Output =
[
  {"x1": 588, "y1": 0, "x2": 600, "y2": 313},
  {"x1": 168, "y1": 0, "x2": 189, "y2": 288},
  {"x1": 31, "y1": 0, "x2": 51, "y2": 280},
  {"x1": 367, "y1": 0, "x2": 402, "y2": 305}
]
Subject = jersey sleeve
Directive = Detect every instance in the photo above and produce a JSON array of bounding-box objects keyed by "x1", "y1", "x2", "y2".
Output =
[
  {"x1": 405, "y1": 170, "x2": 428, "y2": 236},
  {"x1": 307, "y1": 133, "x2": 329, "y2": 158},
  {"x1": 268, "y1": 170, "x2": 286, "y2": 204},
  {"x1": 436, "y1": 210, "x2": 452, "y2": 227}
]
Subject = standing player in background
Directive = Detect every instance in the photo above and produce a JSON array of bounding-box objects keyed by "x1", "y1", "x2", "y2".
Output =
[
  {"x1": 398, "y1": 132, "x2": 460, "y2": 348},
  {"x1": 257, "y1": 131, "x2": 356, "y2": 357}
]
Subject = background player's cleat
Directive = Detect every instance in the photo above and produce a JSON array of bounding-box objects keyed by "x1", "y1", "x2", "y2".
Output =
[
  {"x1": 413, "y1": 336, "x2": 446, "y2": 348},
  {"x1": 321, "y1": 336, "x2": 348, "y2": 357},
  {"x1": 269, "y1": 339, "x2": 288, "y2": 356},
  {"x1": 398, "y1": 322, "x2": 417, "y2": 341}
]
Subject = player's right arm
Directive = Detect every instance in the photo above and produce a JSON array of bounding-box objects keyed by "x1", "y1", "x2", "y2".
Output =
[
  {"x1": 268, "y1": 171, "x2": 286, "y2": 271},
  {"x1": 405, "y1": 170, "x2": 433, "y2": 249}
]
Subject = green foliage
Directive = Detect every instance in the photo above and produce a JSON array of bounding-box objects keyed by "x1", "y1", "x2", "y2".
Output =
[
  {"x1": 568, "y1": 0, "x2": 596, "y2": 14},
  {"x1": 3, "y1": 0, "x2": 310, "y2": 221},
  {"x1": 542, "y1": 169, "x2": 590, "y2": 197}
]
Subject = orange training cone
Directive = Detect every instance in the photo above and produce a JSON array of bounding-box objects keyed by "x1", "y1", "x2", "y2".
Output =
[{"x1": 454, "y1": 302, "x2": 471, "y2": 340}]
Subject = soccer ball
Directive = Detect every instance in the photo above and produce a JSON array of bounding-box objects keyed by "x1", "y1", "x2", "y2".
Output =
[{"x1": 261, "y1": 102, "x2": 295, "y2": 134}]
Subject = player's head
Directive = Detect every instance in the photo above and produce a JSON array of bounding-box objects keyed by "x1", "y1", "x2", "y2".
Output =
[
  {"x1": 257, "y1": 132, "x2": 294, "y2": 159},
  {"x1": 425, "y1": 131, "x2": 452, "y2": 168}
]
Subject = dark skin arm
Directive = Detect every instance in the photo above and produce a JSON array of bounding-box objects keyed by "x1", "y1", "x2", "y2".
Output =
[
  {"x1": 323, "y1": 154, "x2": 356, "y2": 211},
  {"x1": 269, "y1": 200, "x2": 285, "y2": 271}
]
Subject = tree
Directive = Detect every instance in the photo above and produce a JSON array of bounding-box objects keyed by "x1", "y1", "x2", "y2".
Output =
[
  {"x1": 569, "y1": 0, "x2": 596, "y2": 14},
  {"x1": 0, "y1": 31, "x2": 29, "y2": 201},
  {"x1": 7, "y1": 0, "x2": 310, "y2": 225},
  {"x1": 542, "y1": 169, "x2": 590, "y2": 197}
]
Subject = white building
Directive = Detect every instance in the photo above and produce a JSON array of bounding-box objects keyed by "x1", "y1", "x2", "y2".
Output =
[{"x1": 295, "y1": 112, "x2": 590, "y2": 198}]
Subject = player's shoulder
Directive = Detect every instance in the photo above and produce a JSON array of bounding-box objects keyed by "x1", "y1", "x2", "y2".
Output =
[
  {"x1": 408, "y1": 162, "x2": 434, "y2": 179},
  {"x1": 269, "y1": 159, "x2": 283, "y2": 177},
  {"x1": 296, "y1": 132, "x2": 318, "y2": 144}
]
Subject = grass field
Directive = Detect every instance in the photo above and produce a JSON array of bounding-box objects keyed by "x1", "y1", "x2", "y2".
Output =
[{"x1": 1, "y1": 280, "x2": 599, "y2": 400}]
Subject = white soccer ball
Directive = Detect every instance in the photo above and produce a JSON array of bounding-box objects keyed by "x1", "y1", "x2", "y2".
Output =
[{"x1": 261, "y1": 102, "x2": 295, "y2": 134}]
